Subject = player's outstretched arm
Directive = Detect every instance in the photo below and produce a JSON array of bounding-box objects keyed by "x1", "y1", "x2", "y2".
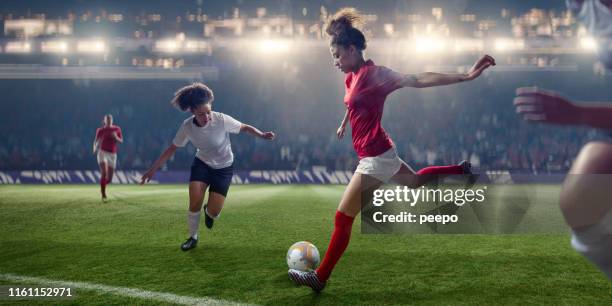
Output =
[
  {"x1": 240, "y1": 124, "x2": 275, "y2": 140},
  {"x1": 402, "y1": 55, "x2": 495, "y2": 88},
  {"x1": 140, "y1": 144, "x2": 178, "y2": 184},
  {"x1": 514, "y1": 87, "x2": 612, "y2": 130},
  {"x1": 337, "y1": 109, "x2": 349, "y2": 139}
]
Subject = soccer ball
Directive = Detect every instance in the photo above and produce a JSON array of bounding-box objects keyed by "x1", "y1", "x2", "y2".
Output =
[{"x1": 286, "y1": 241, "x2": 320, "y2": 272}]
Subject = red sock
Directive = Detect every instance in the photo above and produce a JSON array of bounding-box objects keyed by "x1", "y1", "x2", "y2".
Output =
[
  {"x1": 100, "y1": 177, "x2": 107, "y2": 196},
  {"x1": 416, "y1": 165, "x2": 463, "y2": 175},
  {"x1": 315, "y1": 211, "x2": 355, "y2": 282}
]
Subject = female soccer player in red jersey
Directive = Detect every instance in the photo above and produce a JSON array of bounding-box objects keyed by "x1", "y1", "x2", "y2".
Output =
[
  {"x1": 93, "y1": 114, "x2": 123, "y2": 201},
  {"x1": 288, "y1": 8, "x2": 495, "y2": 291}
]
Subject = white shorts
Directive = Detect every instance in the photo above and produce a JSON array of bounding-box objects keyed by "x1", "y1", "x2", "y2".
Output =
[
  {"x1": 355, "y1": 147, "x2": 405, "y2": 183},
  {"x1": 97, "y1": 150, "x2": 117, "y2": 168},
  {"x1": 571, "y1": 209, "x2": 612, "y2": 279}
]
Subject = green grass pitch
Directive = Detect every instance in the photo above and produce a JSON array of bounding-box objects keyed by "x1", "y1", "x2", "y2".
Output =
[{"x1": 1, "y1": 184, "x2": 611, "y2": 305}]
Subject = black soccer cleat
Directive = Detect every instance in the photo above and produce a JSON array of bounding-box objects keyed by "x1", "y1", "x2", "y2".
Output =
[
  {"x1": 288, "y1": 269, "x2": 326, "y2": 292},
  {"x1": 180, "y1": 237, "x2": 198, "y2": 251},
  {"x1": 203, "y1": 205, "x2": 214, "y2": 229},
  {"x1": 459, "y1": 160, "x2": 477, "y2": 188}
]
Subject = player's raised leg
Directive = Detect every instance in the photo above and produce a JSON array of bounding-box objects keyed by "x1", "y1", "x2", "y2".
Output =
[
  {"x1": 182, "y1": 181, "x2": 208, "y2": 251},
  {"x1": 391, "y1": 161, "x2": 473, "y2": 188},
  {"x1": 204, "y1": 192, "x2": 225, "y2": 230}
]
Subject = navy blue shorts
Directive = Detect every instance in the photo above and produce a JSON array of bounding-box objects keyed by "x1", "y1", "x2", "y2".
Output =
[{"x1": 189, "y1": 158, "x2": 234, "y2": 197}]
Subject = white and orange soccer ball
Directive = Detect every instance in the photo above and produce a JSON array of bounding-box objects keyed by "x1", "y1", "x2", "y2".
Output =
[{"x1": 286, "y1": 241, "x2": 320, "y2": 272}]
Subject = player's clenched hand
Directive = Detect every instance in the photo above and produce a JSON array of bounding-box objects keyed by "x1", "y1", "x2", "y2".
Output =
[
  {"x1": 514, "y1": 87, "x2": 581, "y2": 125},
  {"x1": 337, "y1": 126, "x2": 345, "y2": 139},
  {"x1": 465, "y1": 55, "x2": 495, "y2": 81},
  {"x1": 262, "y1": 131, "x2": 276, "y2": 140},
  {"x1": 140, "y1": 169, "x2": 155, "y2": 185}
]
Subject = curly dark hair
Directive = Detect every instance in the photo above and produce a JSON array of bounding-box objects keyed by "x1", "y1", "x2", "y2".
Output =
[
  {"x1": 171, "y1": 82, "x2": 214, "y2": 111},
  {"x1": 325, "y1": 8, "x2": 366, "y2": 51}
]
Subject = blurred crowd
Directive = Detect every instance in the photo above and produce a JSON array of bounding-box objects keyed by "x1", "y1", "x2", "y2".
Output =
[{"x1": 0, "y1": 56, "x2": 609, "y2": 173}]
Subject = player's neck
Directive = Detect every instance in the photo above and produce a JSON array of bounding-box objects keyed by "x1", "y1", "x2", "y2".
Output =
[{"x1": 352, "y1": 58, "x2": 366, "y2": 73}]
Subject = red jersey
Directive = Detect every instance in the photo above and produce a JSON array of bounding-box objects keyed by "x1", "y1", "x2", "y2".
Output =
[
  {"x1": 96, "y1": 125, "x2": 122, "y2": 153},
  {"x1": 344, "y1": 60, "x2": 404, "y2": 158}
]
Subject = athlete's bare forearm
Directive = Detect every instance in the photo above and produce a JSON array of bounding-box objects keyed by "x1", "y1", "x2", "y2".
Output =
[
  {"x1": 240, "y1": 124, "x2": 275, "y2": 140},
  {"x1": 403, "y1": 73, "x2": 468, "y2": 88}
]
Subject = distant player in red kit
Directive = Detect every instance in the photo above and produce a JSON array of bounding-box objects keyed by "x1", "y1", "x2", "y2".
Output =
[
  {"x1": 288, "y1": 8, "x2": 495, "y2": 291},
  {"x1": 93, "y1": 114, "x2": 123, "y2": 201}
]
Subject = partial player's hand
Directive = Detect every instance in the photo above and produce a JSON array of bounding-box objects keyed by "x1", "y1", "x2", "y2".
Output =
[
  {"x1": 262, "y1": 131, "x2": 276, "y2": 140},
  {"x1": 514, "y1": 87, "x2": 581, "y2": 125},
  {"x1": 140, "y1": 169, "x2": 155, "y2": 185},
  {"x1": 337, "y1": 126, "x2": 345, "y2": 139},
  {"x1": 465, "y1": 54, "x2": 495, "y2": 81}
]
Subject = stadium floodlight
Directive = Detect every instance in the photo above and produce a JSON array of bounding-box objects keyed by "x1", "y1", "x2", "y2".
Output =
[
  {"x1": 77, "y1": 40, "x2": 106, "y2": 53},
  {"x1": 256, "y1": 39, "x2": 291, "y2": 54},
  {"x1": 5, "y1": 41, "x2": 32, "y2": 53},
  {"x1": 414, "y1": 37, "x2": 446, "y2": 54},
  {"x1": 494, "y1": 38, "x2": 525, "y2": 52},
  {"x1": 155, "y1": 39, "x2": 180, "y2": 53},
  {"x1": 454, "y1": 39, "x2": 484, "y2": 53},
  {"x1": 579, "y1": 37, "x2": 598, "y2": 52},
  {"x1": 41, "y1": 40, "x2": 69, "y2": 53},
  {"x1": 184, "y1": 40, "x2": 210, "y2": 53}
]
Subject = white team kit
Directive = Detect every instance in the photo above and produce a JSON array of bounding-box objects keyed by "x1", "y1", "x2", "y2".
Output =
[
  {"x1": 571, "y1": 209, "x2": 612, "y2": 279},
  {"x1": 172, "y1": 111, "x2": 242, "y2": 168}
]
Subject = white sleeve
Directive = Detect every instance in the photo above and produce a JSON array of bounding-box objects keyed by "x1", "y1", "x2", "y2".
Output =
[
  {"x1": 172, "y1": 122, "x2": 190, "y2": 147},
  {"x1": 223, "y1": 114, "x2": 243, "y2": 134}
]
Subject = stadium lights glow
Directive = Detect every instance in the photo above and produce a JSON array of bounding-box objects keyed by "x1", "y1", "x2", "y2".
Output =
[
  {"x1": 413, "y1": 37, "x2": 446, "y2": 54},
  {"x1": 77, "y1": 40, "x2": 106, "y2": 53},
  {"x1": 184, "y1": 40, "x2": 210, "y2": 53},
  {"x1": 5, "y1": 41, "x2": 32, "y2": 53},
  {"x1": 453, "y1": 39, "x2": 484, "y2": 53},
  {"x1": 579, "y1": 37, "x2": 598, "y2": 52},
  {"x1": 256, "y1": 39, "x2": 291, "y2": 54},
  {"x1": 494, "y1": 38, "x2": 525, "y2": 52},
  {"x1": 155, "y1": 39, "x2": 180, "y2": 53},
  {"x1": 41, "y1": 41, "x2": 69, "y2": 53}
]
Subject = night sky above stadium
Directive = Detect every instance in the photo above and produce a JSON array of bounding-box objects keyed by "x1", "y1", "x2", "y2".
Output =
[{"x1": 0, "y1": 0, "x2": 568, "y2": 18}]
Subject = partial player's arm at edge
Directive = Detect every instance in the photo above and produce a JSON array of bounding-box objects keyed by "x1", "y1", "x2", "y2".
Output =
[
  {"x1": 574, "y1": 102, "x2": 612, "y2": 130},
  {"x1": 140, "y1": 144, "x2": 178, "y2": 184},
  {"x1": 240, "y1": 124, "x2": 276, "y2": 140}
]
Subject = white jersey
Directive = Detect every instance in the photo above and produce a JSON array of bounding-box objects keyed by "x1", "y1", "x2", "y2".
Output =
[
  {"x1": 173, "y1": 112, "x2": 242, "y2": 169},
  {"x1": 567, "y1": 0, "x2": 612, "y2": 37}
]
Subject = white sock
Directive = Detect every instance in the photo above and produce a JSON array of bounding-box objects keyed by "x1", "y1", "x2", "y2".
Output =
[
  {"x1": 188, "y1": 210, "x2": 201, "y2": 239},
  {"x1": 205, "y1": 206, "x2": 220, "y2": 219}
]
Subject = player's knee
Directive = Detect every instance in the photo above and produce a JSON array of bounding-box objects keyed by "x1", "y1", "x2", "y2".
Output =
[
  {"x1": 560, "y1": 142, "x2": 612, "y2": 228},
  {"x1": 569, "y1": 141, "x2": 612, "y2": 175}
]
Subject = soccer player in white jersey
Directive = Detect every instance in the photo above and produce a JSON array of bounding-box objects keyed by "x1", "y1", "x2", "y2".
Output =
[
  {"x1": 512, "y1": 0, "x2": 612, "y2": 280},
  {"x1": 140, "y1": 83, "x2": 275, "y2": 251}
]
